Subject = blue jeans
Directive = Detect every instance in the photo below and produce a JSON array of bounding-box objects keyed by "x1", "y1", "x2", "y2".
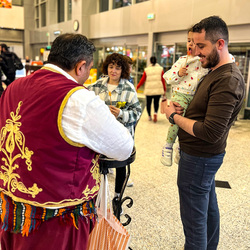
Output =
[{"x1": 177, "y1": 151, "x2": 225, "y2": 250}]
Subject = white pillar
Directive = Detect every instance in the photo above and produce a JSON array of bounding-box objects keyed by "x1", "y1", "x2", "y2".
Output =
[
  {"x1": 147, "y1": 32, "x2": 154, "y2": 66},
  {"x1": 109, "y1": 0, "x2": 113, "y2": 10}
]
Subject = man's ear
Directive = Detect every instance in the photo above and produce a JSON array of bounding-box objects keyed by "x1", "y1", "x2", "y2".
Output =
[
  {"x1": 217, "y1": 39, "x2": 225, "y2": 50},
  {"x1": 75, "y1": 60, "x2": 86, "y2": 76}
]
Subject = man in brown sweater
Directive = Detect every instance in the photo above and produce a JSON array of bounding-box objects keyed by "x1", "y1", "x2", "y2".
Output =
[{"x1": 163, "y1": 16, "x2": 245, "y2": 249}]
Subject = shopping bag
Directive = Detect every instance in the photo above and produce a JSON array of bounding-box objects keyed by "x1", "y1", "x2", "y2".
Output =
[{"x1": 87, "y1": 175, "x2": 131, "y2": 250}]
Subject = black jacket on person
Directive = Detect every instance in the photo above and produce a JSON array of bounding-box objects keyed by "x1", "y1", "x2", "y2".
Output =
[
  {"x1": 0, "y1": 55, "x2": 8, "y2": 75},
  {"x1": 1, "y1": 51, "x2": 20, "y2": 85},
  {"x1": 0, "y1": 56, "x2": 8, "y2": 95}
]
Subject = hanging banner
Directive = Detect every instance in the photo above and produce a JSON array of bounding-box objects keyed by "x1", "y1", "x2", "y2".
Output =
[{"x1": 0, "y1": 0, "x2": 12, "y2": 8}]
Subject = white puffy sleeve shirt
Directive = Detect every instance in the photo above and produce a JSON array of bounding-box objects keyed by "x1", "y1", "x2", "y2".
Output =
[{"x1": 46, "y1": 64, "x2": 134, "y2": 161}]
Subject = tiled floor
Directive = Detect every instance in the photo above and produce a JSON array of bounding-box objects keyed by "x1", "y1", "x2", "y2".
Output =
[{"x1": 108, "y1": 106, "x2": 250, "y2": 250}]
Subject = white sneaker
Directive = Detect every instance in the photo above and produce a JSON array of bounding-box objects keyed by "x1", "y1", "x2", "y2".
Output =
[
  {"x1": 160, "y1": 147, "x2": 173, "y2": 166},
  {"x1": 127, "y1": 178, "x2": 134, "y2": 187},
  {"x1": 174, "y1": 147, "x2": 180, "y2": 165}
]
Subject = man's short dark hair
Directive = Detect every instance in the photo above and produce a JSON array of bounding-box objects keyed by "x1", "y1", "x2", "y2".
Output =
[
  {"x1": 48, "y1": 33, "x2": 96, "y2": 71},
  {"x1": 102, "y1": 53, "x2": 130, "y2": 79},
  {"x1": 192, "y1": 16, "x2": 229, "y2": 45}
]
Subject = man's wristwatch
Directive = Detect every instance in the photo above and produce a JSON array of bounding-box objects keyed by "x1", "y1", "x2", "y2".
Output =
[{"x1": 169, "y1": 112, "x2": 177, "y2": 124}]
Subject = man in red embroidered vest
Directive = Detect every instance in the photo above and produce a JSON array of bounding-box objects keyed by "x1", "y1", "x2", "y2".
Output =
[{"x1": 0, "y1": 33, "x2": 133, "y2": 250}]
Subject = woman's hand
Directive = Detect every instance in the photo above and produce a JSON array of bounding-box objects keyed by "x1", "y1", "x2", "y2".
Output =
[{"x1": 109, "y1": 106, "x2": 120, "y2": 118}]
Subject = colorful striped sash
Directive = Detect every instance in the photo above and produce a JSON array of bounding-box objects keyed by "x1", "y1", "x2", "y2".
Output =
[{"x1": 0, "y1": 192, "x2": 96, "y2": 236}]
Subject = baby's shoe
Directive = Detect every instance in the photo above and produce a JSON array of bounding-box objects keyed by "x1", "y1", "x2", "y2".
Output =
[{"x1": 160, "y1": 146, "x2": 173, "y2": 166}]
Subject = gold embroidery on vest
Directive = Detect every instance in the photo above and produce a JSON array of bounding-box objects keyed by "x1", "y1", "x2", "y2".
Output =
[
  {"x1": 82, "y1": 154, "x2": 100, "y2": 198},
  {"x1": 0, "y1": 101, "x2": 43, "y2": 198}
]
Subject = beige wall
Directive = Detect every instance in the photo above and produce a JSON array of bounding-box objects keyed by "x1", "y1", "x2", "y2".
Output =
[
  {"x1": 0, "y1": 6, "x2": 24, "y2": 58},
  {"x1": 1, "y1": 0, "x2": 250, "y2": 61},
  {"x1": 89, "y1": 0, "x2": 250, "y2": 41},
  {"x1": 89, "y1": 0, "x2": 250, "y2": 64},
  {"x1": 0, "y1": 6, "x2": 24, "y2": 29}
]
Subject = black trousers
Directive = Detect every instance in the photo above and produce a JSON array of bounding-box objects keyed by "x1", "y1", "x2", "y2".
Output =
[{"x1": 146, "y1": 95, "x2": 161, "y2": 117}]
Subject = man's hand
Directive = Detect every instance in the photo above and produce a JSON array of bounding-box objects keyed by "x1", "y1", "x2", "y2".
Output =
[
  {"x1": 109, "y1": 106, "x2": 120, "y2": 118},
  {"x1": 172, "y1": 101, "x2": 184, "y2": 115},
  {"x1": 161, "y1": 100, "x2": 184, "y2": 118}
]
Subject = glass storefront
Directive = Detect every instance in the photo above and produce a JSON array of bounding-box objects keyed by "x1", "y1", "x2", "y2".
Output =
[
  {"x1": 228, "y1": 43, "x2": 250, "y2": 83},
  {"x1": 156, "y1": 44, "x2": 175, "y2": 72},
  {"x1": 125, "y1": 45, "x2": 147, "y2": 85},
  {"x1": 92, "y1": 47, "x2": 105, "y2": 81}
]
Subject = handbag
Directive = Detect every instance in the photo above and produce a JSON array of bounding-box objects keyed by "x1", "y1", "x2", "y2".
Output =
[{"x1": 87, "y1": 175, "x2": 131, "y2": 250}]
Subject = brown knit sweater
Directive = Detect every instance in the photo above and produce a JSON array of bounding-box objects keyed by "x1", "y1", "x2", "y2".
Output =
[{"x1": 179, "y1": 63, "x2": 245, "y2": 157}]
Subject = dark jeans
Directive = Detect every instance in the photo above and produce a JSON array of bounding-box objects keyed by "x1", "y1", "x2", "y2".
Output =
[
  {"x1": 177, "y1": 151, "x2": 225, "y2": 250},
  {"x1": 146, "y1": 95, "x2": 161, "y2": 117}
]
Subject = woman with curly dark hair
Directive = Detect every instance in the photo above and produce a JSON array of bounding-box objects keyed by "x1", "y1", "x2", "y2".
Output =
[{"x1": 88, "y1": 53, "x2": 141, "y2": 214}]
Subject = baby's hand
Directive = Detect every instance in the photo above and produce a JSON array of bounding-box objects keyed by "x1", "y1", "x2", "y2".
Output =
[{"x1": 178, "y1": 67, "x2": 187, "y2": 77}]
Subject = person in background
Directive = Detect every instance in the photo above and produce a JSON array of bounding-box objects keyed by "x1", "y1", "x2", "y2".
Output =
[
  {"x1": 25, "y1": 56, "x2": 30, "y2": 63},
  {"x1": 0, "y1": 43, "x2": 23, "y2": 86},
  {"x1": 160, "y1": 28, "x2": 209, "y2": 166},
  {"x1": 0, "y1": 34, "x2": 133, "y2": 250},
  {"x1": 88, "y1": 53, "x2": 141, "y2": 213},
  {"x1": 136, "y1": 56, "x2": 166, "y2": 122},
  {"x1": 0, "y1": 55, "x2": 8, "y2": 95},
  {"x1": 162, "y1": 16, "x2": 245, "y2": 249}
]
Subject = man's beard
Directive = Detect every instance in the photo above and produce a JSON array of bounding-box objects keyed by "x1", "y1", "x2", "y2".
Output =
[{"x1": 201, "y1": 46, "x2": 220, "y2": 69}]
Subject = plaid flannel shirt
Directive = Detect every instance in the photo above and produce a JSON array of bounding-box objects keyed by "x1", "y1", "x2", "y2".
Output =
[{"x1": 88, "y1": 77, "x2": 142, "y2": 138}]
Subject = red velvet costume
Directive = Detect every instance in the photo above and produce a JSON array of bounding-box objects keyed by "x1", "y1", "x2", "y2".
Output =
[
  {"x1": 0, "y1": 68, "x2": 100, "y2": 207},
  {"x1": 0, "y1": 68, "x2": 100, "y2": 249}
]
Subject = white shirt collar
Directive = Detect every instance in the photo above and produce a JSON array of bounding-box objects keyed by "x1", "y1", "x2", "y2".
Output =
[{"x1": 44, "y1": 63, "x2": 77, "y2": 83}]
